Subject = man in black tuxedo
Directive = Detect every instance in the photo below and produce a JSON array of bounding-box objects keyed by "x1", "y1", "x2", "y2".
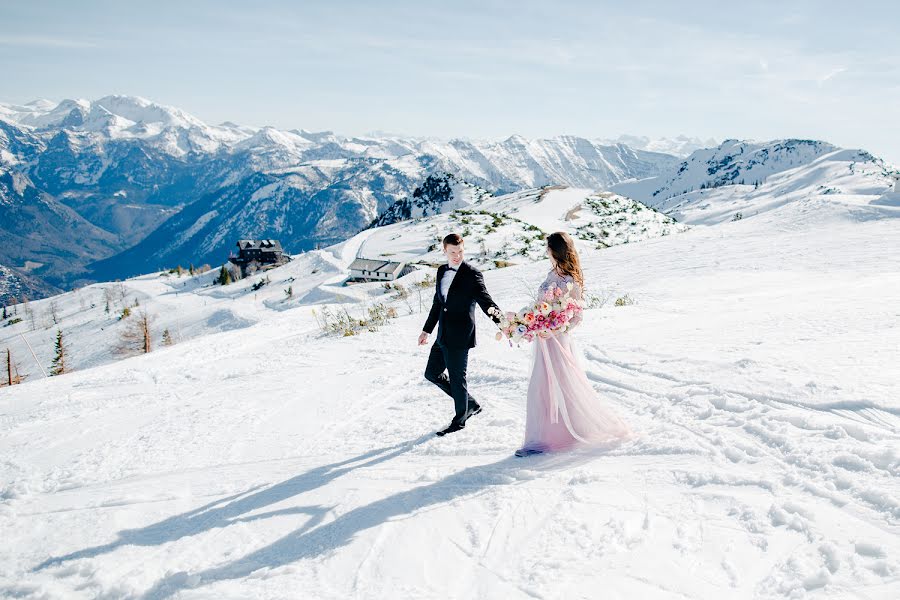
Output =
[{"x1": 418, "y1": 233, "x2": 502, "y2": 436}]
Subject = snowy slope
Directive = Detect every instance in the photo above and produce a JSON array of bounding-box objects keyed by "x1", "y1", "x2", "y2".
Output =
[
  {"x1": 359, "y1": 186, "x2": 686, "y2": 271},
  {"x1": 612, "y1": 140, "x2": 899, "y2": 225},
  {"x1": 0, "y1": 249, "x2": 354, "y2": 377},
  {"x1": 0, "y1": 184, "x2": 683, "y2": 376},
  {"x1": 598, "y1": 134, "x2": 719, "y2": 157},
  {"x1": 1, "y1": 191, "x2": 899, "y2": 598}
]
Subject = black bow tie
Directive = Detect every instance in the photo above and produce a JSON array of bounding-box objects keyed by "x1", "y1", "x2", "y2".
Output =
[{"x1": 447, "y1": 266, "x2": 457, "y2": 271}]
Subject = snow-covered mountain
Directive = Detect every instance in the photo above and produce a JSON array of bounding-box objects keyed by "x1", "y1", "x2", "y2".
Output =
[
  {"x1": 0, "y1": 96, "x2": 684, "y2": 295},
  {"x1": 0, "y1": 96, "x2": 239, "y2": 154},
  {"x1": 2, "y1": 166, "x2": 898, "y2": 598},
  {"x1": 598, "y1": 134, "x2": 719, "y2": 157},
  {"x1": 612, "y1": 139, "x2": 900, "y2": 224},
  {"x1": 4, "y1": 96, "x2": 899, "y2": 306},
  {"x1": 0, "y1": 160, "x2": 120, "y2": 292},
  {"x1": 373, "y1": 172, "x2": 492, "y2": 226},
  {"x1": 0, "y1": 263, "x2": 58, "y2": 305},
  {"x1": 364, "y1": 186, "x2": 686, "y2": 272}
]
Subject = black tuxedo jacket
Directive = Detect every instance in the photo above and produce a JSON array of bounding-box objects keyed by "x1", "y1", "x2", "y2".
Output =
[{"x1": 423, "y1": 262, "x2": 500, "y2": 349}]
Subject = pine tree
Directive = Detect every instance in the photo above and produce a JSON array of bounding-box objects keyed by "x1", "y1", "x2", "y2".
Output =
[
  {"x1": 50, "y1": 330, "x2": 68, "y2": 376},
  {"x1": 2, "y1": 305, "x2": 6, "y2": 320},
  {"x1": 189, "y1": 264, "x2": 195, "y2": 276},
  {"x1": 218, "y1": 265, "x2": 232, "y2": 285},
  {"x1": 162, "y1": 328, "x2": 174, "y2": 346}
]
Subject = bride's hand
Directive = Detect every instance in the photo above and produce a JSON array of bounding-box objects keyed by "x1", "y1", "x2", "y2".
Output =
[{"x1": 537, "y1": 330, "x2": 552, "y2": 339}]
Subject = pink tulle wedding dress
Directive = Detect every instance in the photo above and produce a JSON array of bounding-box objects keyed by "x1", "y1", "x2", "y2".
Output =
[{"x1": 517, "y1": 270, "x2": 634, "y2": 456}]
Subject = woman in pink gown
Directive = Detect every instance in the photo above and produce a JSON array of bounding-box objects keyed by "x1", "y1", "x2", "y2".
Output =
[{"x1": 516, "y1": 232, "x2": 633, "y2": 457}]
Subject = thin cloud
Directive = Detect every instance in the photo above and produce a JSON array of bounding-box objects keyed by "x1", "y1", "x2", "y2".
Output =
[
  {"x1": 819, "y1": 67, "x2": 847, "y2": 85},
  {"x1": 0, "y1": 35, "x2": 99, "y2": 49}
]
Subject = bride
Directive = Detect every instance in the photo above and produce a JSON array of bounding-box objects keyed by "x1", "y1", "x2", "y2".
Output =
[{"x1": 516, "y1": 232, "x2": 634, "y2": 457}]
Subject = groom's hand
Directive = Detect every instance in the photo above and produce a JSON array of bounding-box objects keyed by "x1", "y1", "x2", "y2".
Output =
[
  {"x1": 418, "y1": 331, "x2": 429, "y2": 346},
  {"x1": 489, "y1": 306, "x2": 503, "y2": 324}
]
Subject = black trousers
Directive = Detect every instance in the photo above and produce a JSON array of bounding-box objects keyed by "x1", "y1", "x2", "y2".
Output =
[{"x1": 424, "y1": 342, "x2": 478, "y2": 423}]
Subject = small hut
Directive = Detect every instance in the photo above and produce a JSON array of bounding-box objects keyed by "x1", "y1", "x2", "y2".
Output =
[
  {"x1": 229, "y1": 239, "x2": 290, "y2": 276},
  {"x1": 348, "y1": 258, "x2": 410, "y2": 282}
]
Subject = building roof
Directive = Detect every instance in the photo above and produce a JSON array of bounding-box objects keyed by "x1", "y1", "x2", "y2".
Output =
[
  {"x1": 349, "y1": 258, "x2": 406, "y2": 274},
  {"x1": 237, "y1": 239, "x2": 284, "y2": 252}
]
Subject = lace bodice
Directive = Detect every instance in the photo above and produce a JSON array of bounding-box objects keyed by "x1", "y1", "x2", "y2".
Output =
[{"x1": 539, "y1": 270, "x2": 582, "y2": 300}]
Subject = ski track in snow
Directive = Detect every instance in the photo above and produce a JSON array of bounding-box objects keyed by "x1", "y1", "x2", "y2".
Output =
[{"x1": 1, "y1": 200, "x2": 899, "y2": 599}]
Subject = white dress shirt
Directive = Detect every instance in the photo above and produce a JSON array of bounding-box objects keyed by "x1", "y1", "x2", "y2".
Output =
[{"x1": 441, "y1": 264, "x2": 459, "y2": 301}]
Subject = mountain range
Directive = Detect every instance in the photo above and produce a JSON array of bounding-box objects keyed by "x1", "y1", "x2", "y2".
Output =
[
  {"x1": 0, "y1": 96, "x2": 685, "y2": 300},
  {"x1": 1, "y1": 95, "x2": 897, "y2": 305}
]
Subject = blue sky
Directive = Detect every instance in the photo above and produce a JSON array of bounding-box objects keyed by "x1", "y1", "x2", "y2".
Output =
[{"x1": 1, "y1": 0, "x2": 898, "y2": 163}]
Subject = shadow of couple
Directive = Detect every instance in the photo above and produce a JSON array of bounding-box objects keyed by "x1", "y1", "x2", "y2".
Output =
[{"x1": 35, "y1": 435, "x2": 593, "y2": 598}]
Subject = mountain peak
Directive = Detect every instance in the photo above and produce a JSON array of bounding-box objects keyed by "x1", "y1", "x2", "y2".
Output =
[{"x1": 92, "y1": 95, "x2": 206, "y2": 129}]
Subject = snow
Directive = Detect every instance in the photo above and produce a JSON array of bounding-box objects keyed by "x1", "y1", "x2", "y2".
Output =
[
  {"x1": 1, "y1": 185, "x2": 898, "y2": 598},
  {"x1": 3, "y1": 97, "x2": 680, "y2": 197},
  {"x1": 598, "y1": 134, "x2": 720, "y2": 158},
  {"x1": 365, "y1": 186, "x2": 686, "y2": 271},
  {"x1": 612, "y1": 141, "x2": 899, "y2": 226}
]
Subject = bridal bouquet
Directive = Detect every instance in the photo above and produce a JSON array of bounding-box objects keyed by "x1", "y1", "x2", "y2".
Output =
[{"x1": 488, "y1": 282, "x2": 583, "y2": 345}]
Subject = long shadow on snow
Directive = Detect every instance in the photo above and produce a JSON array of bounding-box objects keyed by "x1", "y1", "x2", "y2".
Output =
[
  {"x1": 140, "y1": 450, "x2": 598, "y2": 599},
  {"x1": 33, "y1": 435, "x2": 432, "y2": 572}
]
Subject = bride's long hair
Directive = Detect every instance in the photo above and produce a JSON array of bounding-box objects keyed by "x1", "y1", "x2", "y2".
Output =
[{"x1": 546, "y1": 232, "x2": 584, "y2": 289}]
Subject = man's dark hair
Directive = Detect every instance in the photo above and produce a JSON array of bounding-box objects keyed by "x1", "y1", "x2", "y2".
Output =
[{"x1": 442, "y1": 233, "x2": 464, "y2": 247}]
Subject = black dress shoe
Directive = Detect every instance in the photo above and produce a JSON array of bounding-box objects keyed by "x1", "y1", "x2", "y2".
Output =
[
  {"x1": 514, "y1": 447, "x2": 544, "y2": 457},
  {"x1": 436, "y1": 421, "x2": 465, "y2": 437}
]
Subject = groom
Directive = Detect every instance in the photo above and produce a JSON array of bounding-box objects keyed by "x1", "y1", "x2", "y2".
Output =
[{"x1": 418, "y1": 233, "x2": 503, "y2": 436}]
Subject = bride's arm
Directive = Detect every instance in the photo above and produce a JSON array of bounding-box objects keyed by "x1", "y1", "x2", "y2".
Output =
[
  {"x1": 539, "y1": 281, "x2": 582, "y2": 338},
  {"x1": 568, "y1": 282, "x2": 584, "y2": 328}
]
